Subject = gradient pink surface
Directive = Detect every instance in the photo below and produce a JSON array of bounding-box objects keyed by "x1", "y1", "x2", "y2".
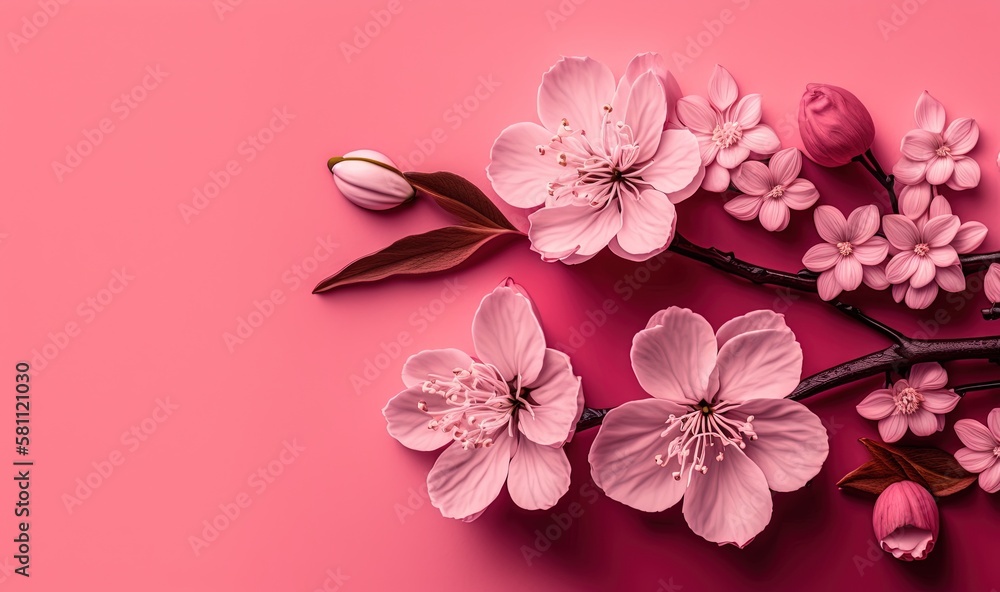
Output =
[{"x1": 4, "y1": 0, "x2": 1000, "y2": 590}]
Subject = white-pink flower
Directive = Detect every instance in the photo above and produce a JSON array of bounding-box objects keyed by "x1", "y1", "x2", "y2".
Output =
[
  {"x1": 588, "y1": 308, "x2": 828, "y2": 547},
  {"x1": 725, "y1": 148, "x2": 819, "y2": 231},
  {"x1": 382, "y1": 281, "x2": 583, "y2": 520},
  {"x1": 885, "y1": 195, "x2": 987, "y2": 309},
  {"x1": 801, "y1": 205, "x2": 889, "y2": 300},
  {"x1": 856, "y1": 363, "x2": 960, "y2": 442},
  {"x1": 953, "y1": 409, "x2": 1000, "y2": 493},
  {"x1": 487, "y1": 54, "x2": 703, "y2": 264},
  {"x1": 676, "y1": 65, "x2": 781, "y2": 193},
  {"x1": 893, "y1": 91, "x2": 980, "y2": 191}
]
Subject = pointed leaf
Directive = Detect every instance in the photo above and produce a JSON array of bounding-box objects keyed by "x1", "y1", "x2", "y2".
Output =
[
  {"x1": 312, "y1": 225, "x2": 518, "y2": 293},
  {"x1": 837, "y1": 459, "x2": 905, "y2": 496},
  {"x1": 838, "y1": 438, "x2": 977, "y2": 497},
  {"x1": 405, "y1": 171, "x2": 519, "y2": 231}
]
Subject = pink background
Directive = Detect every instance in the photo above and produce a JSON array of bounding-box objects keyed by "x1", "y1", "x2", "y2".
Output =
[{"x1": 4, "y1": 0, "x2": 1000, "y2": 589}]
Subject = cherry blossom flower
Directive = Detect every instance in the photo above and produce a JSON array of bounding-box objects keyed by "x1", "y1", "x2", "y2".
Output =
[
  {"x1": 383, "y1": 281, "x2": 584, "y2": 520},
  {"x1": 487, "y1": 54, "x2": 702, "y2": 264},
  {"x1": 588, "y1": 308, "x2": 828, "y2": 547},
  {"x1": 724, "y1": 148, "x2": 819, "y2": 231},
  {"x1": 885, "y1": 195, "x2": 987, "y2": 309},
  {"x1": 893, "y1": 91, "x2": 980, "y2": 191},
  {"x1": 953, "y1": 408, "x2": 1000, "y2": 493},
  {"x1": 676, "y1": 65, "x2": 781, "y2": 193},
  {"x1": 856, "y1": 363, "x2": 960, "y2": 442},
  {"x1": 801, "y1": 205, "x2": 889, "y2": 300}
]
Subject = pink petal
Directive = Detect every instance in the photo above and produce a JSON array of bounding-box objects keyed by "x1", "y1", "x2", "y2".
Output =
[
  {"x1": 892, "y1": 156, "x2": 928, "y2": 185},
  {"x1": 631, "y1": 308, "x2": 717, "y2": 403},
  {"x1": 616, "y1": 188, "x2": 677, "y2": 257},
  {"x1": 892, "y1": 282, "x2": 907, "y2": 303},
  {"x1": 702, "y1": 161, "x2": 731, "y2": 192},
  {"x1": 989, "y1": 408, "x2": 1000, "y2": 442},
  {"x1": 908, "y1": 362, "x2": 948, "y2": 390},
  {"x1": 383, "y1": 386, "x2": 455, "y2": 451},
  {"x1": 852, "y1": 238, "x2": 889, "y2": 265},
  {"x1": 519, "y1": 349, "x2": 581, "y2": 446},
  {"x1": 978, "y1": 462, "x2": 1000, "y2": 493},
  {"x1": 878, "y1": 413, "x2": 908, "y2": 442},
  {"x1": 715, "y1": 310, "x2": 789, "y2": 348},
  {"x1": 537, "y1": 56, "x2": 616, "y2": 136},
  {"x1": 676, "y1": 95, "x2": 719, "y2": 134},
  {"x1": 817, "y1": 270, "x2": 843, "y2": 301},
  {"x1": 427, "y1": 434, "x2": 514, "y2": 519},
  {"x1": 739, "y1": 125, "x2": 780, "y2": 155},
  {"x1": 918, "y1": 389, "x2": 960, "y2": 414},
  {"x1": 717, "y1": 145, "x2": 751, "y2": 169},
  {"x1": 835, "y1": 256, "x2": 863, "y2": 291},
  {"x1": 714, "y1": 329, "x2": 802, "y2": 402},
  {"x1": 682, "y1": 447, "x2": 772, "y2": 547},
  {"x1": 802, "y1": 242, "x2": 841, "y2": 272},
  {"x1": 616, "y1": 52, "x2": 668, "y2": 105},
  {"x1": 527, "y1": 203, "x2": 622, "y2": 262},
  {"x1": 472, "y1": 284, "x2": 546, "y2": 384},
  {"x1": 899, "y1": 183, "x2": 933, "y2": 219},
  {"x1": 900, "y1": 129, "x2": 940, "y2": 161},
  {"x1": 909, "y1": 257, "x2": 937, "y2": 289},
  {"x1": 847, "y1": 204, "x2": 882, "y2": 243},
  {"x1": 863, "y1": 263, "x2": 890, "y2": 290},
  {"x1": 506, "y1": 440, "x2": 571, "y2": 511},
  {"x1": 925, "y1": 156, "x2": 955, "y2": 186},
  {"x1": 666, "y1": 164, "x2": 705, "y2": 204},
  {"x1": 985, "y1": 263, "x2": 1000, "y2": 302},
  {"x1": 947, "y1": 156, "x2": 981, "y2": 190},
  {"x1": 731, "y1": 93, "x2": 763, "y2": 129},
  {"x1": 731, "y1": 161, "x2": 773, "y2": 195},
  {"x1": 886, "y1": 251, "x2": 919, "y2": 284},
  {"x1": 907, "y1": 409, "x2": 940, "y2": 437},
  {"x1": 759, "y1": 198, "x2": 790, "y2": 232},
  {"x1": 955, "y1": 448, "x2": 998, "y2": 474},
  {"x1": 951, "y1": 221, "x2": 988, "y2": 254},
  {"x1": 727, "y1": 398, "x2": 828, "y2": 491},
  {"x1": 926, "y1": 245, "x2": 958, "y2": 268},
  {"x1": 642, "y1": 129, "x2": 702, "y2": 194},
  {"x1": 928, "y1": 194, "x2": 953, "y2": 217},
  {"x1": 813, "y1": 205, "x2": 849, "y2": 243},
  {"x1": 724, "y1": 194, "x2": 764, "y2": 222},
  {"x1": 487, "y1": 122, "x2": 565, "y2": 208},
  {"x1": 781, "y1": 179, "x2": 819, "y2": 210},
  {"x1": 402, "y1": 348, "x2": 474, "y2": 388},
  {"x1": 954, "y1": 418, "x2": 997, "y2": 451},
  {"x1": 882, "y1": 215, "x2": 919, "y2": 250},
  {"x1": 923, "y1": 215, "x2": 960, "y2": 247},
  {"x1": 914, "y1": 91, "x2": 945, "y2": 133},
  {"x1": 943, "y1": 118, "x2": 979, "y2": 155},
  {"x1": 708, "y1": 64, "x2": 739, "y2": 111},
  {"x1": 608, "y1": 235, "x2": 669, "y2": 263},
  {"x1": 934, "y1": 264, "x2": 965, "y2": 292},
  {"x1": 857, "y1": 390, "x2": 895, "y2": 420},
  {"x1": 697, "y1": 133, "x2": 721, "y2": 166},
  {"x1": 768, "y1": 148, "x2": 803, "y2": 186},
  {"x1": 588, "y1": 399, "x2": 689, "y2": 512},
  {"x1": 663, "y1": 71, "x2": 684, "y2": 129},
  {"x1": 905, "y1": 283, "x2": 939, "y2": 309},
  {"x1": 624, "y1": 71, "x2": 668, "y2": 163}
]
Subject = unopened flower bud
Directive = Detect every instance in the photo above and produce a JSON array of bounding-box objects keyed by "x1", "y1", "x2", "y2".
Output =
[
  {"x1": 873, "y1": 480, "x2": 938, "y2": 561},
  {"x1": 330, "y1": 149, "x2": 414, "y2": 210},
  {"x1": 798, "y1": 84, "x2": 876, "y2": 167}
]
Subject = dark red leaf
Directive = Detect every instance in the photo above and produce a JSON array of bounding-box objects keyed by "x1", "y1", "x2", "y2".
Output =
[
  {"x1": 837, "y1": 438, "x2": 977, "y2": 497},
  {"x1": 837, "y1": 459, "x2": 905, "y2": 496},
  {"x1": 405, "y1": 171, "x2": 519, "y2": 231},
  {"x1": 312, "y1": 225, "x2": 519, "y2": 293}
]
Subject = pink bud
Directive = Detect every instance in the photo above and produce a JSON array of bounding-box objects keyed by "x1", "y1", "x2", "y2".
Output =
[
  {"x1": 985, "y1": 263, "x2": 1000, "y2": 303},
  {"x1": 331, "y1": 149, "x2": 414, "y2": 211},
  {"x1": 873, "y1": 480, "x2": 938, "y2": 561},
  {"x1": 798, "y1": 83, "x2": 876, "y2": 167}
]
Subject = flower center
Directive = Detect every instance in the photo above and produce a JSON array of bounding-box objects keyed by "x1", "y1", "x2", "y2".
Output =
[
  {"x1": 994, "y1": 445, "x2": 1000, "y2": 458},
  {"x1": 837, "y1": 241, "x2": 854, "y2": 256},
  {"x1": 893, "y1": 386, "x2": 924, "y2": 414},
  {"x1": 712, "y1": 121, "x2": 743, "y2": 148},
  {"x1": 417, "y1": 362, "x2": 532, "y2": 449},
  {"x1": 766, "y1": 185, "x2": 785, "y2": 199},
  {"x1": 652, "y1": 401, "x2": 757, "y2": 485},
  {"x1": 913, "y1": 243, "x2": 930, "y2": 256},
  {"x1": 935, "y1": 145, "x2": 952, "y2": 157}
]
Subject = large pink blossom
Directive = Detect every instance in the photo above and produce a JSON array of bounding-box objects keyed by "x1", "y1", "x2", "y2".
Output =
[
  {"x1": 725, "y1": 147, "x2": 819, "y2": 231},
  {"x1": 856, "y1": 363, "x2": 960, "y2": 442},
  {"x1": 801, "y1": 205, "x2": 889, "y2": 300},
  {"x1": 487, "y1": 54, "x2": 702, "y2": 263},
  {"x1": 893, "y1": 91, "x2": 980, "y2": 191},
  {"x1": 383, "y1": 281, "x2": 583, "y2": 520},
  {"x1": 588, "y1": 308, "x2": 828, "y2": 547},
  {"x1": 676, "y1": 65, "x2": 781, "y2": 193},
  {"x1": 884, "y1": 195, "x2": 987, "y2": 309},
  {"x1": 953, "y1": 408, "x2": 1000, "y2": 493}
]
